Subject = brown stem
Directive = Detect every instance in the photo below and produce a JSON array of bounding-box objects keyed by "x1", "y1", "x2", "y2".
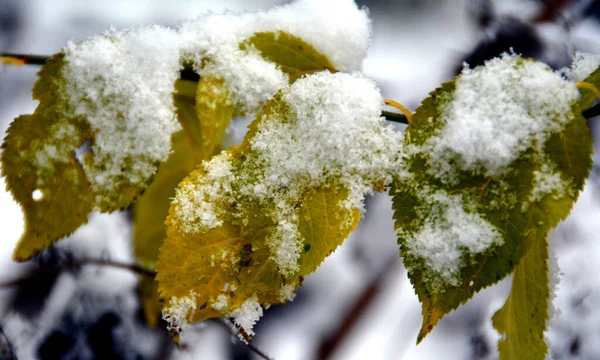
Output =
[
  {"x1": 213, "y1": 319, "x2": 273, "y2": 360},
  {"x1": 0, "y1": 258, "x2": 155, "y2": 289},
  {"x1": 78, "y1": 258, "x2": 156, "y2": 277}
]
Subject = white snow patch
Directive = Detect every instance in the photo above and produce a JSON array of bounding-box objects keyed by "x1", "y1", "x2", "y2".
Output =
[
  {"x1": 63, "y1": 25, "x2": 183, "y2": 202},
  {"x1": 405, "y1": 189, "x2": 502, "y2": 289},
  {"x1": 530, "y1": 163, "x2": 569, "y2": 203},
  {"x1": 172, "y1": 152, "x2": 234, "y2": 234},
  {"x1": 163, "y1": 290, "x2": 198, "y2": 335},
  {"x1": 564, "y1": 51, "x2": 600, "y2": 82},
  {"x1": 425, "y1": 53, "x2": 579, "y2": 182},
  {"x1": 229, "y1": 295, "x2": 263, "y2": 341}
]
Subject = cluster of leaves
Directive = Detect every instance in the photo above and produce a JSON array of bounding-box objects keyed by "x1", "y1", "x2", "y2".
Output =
[{"x1": 2, "y1": 24, "x2": 600, "y2": 360}]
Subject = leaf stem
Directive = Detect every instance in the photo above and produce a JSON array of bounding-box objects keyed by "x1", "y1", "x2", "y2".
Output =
[
  {"x1": 382, "y1": 110, "x2": 409, "y2": 125},
  {"x1": 214, "y1": 319, "x2": 273, "y2": 360},
  {"x1": 384, "y1": 99, "x2": 413, "y2": 124},
  {"x1": 576, "y1": 81, "x2": 600, "y2": 100}
]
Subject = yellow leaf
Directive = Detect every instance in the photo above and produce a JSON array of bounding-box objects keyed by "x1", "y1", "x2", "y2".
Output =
[
  {"x1": 133, "y1": 80, "x2": 203, "y2": 268},
  {"x1": 156, "y1": 91, "x2": 361, "y2": 340},
  {"x1": 1, "y1": 54, "x2": 95, "y2": 261},
  {"x1": 157, "y1": 177, "x2": 357, "y2": 339},
  {"x1": 195, "y1": 76, "x2": 235, "y2": 161},
  {"x1": 492, "y1": 234, "x2": 551, "y2": 360},
  {"x1": 240, "y1": 31, "x2": 337, "y2": 82}
]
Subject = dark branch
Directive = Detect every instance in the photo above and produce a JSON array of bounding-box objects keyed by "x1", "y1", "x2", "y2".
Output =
[
  {"x1": 2, "y1": 52, "x2": 599, "y2": 122},
  {"x1": 0, "y1": 258, "x2": 155, "y2": 289},
  {"x1": 78, "y1": 258, "x2": 156, "y2": 277},
  {"x1": 213, "y1": 319, "x2": 273, "y2": 360}
]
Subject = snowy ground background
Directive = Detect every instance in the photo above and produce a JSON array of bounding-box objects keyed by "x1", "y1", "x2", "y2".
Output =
[{"x1": 0, "y1": 0, "x2": 599, "y2": 359}]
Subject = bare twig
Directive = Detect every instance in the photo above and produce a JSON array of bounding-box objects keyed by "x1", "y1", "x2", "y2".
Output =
[
  {"x1": 78, "y1": 258, "x2": 156, "y2": 277},
  {"x1": 318, "y1": 257, "x2": 399, "y2": 359},
  {"x1": 0, "y1": 325, "x2": 17, "y2": 360},
  {"x1": 0, "y1": 258, "x2": 154, "y2": 289},
  {"x1": 213, "y1": 319, "x2": 273, "y2": 360}
]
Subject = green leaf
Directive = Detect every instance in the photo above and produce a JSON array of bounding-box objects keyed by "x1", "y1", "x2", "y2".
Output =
[
  {"x1": 195, "y1": 76, "x2": 235, "y2": 161},
  {"x1": 392, "y1": 66, "x2": 592, "y2": 343},
  {"x1": 156, "y1": 92, "x2": 360, "y2": 340},
  {"x1": 240, "y1": 31, "x2": 337, "y2": 82},
  {"x1": 1, "y1": 54, "x2": 95, "y2": 261},
  {"x1": 579, "y1": 67, "x2": 600, "y2": 111},
  {"x1": 492, "y1": 234, "x2": 550, "y2": 360}
]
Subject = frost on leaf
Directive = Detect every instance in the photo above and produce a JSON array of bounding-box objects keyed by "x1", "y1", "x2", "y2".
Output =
[
  {"x1": 157, "y1": 72, "x2": 402, "y2": 340},
  {"x1": 492, "y1": 235, "x2": 551, "y2": 360},
  {"x1": 391, "y1": 54, "x2": 592, "y2": 342}
]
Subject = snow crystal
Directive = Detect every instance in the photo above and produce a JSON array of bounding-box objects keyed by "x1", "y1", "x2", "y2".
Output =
[
  {"x1": 211, "y1": 294, "x2": 230, "y2": 312},
  {"x1": 62, "y1": 25, "x2": 183, "y2": 202},
  {"x1": 530, "y1": 163, "x2": 569, "y2": 203},
  {"x1": 564, "y1": 51, "x2": 600, "y2": 82},
  {"x1": 279, "y1": 284, "x2": 297, "y2": 302},
  {"x1": 405, "y1": 189, "x2": 502, "y2": 289},
  {"x1": 229, "y1": 295, "x2": 263, "y2": 341},
  {"x1": 163, "y1": 290, "x2": 198, "y2": 335},
  {"x1": 426, "y1": 53, "x2": 579, "y2": 181},
  {"x1": 172, "y1": 153, "x2": 234, "y2": 234}
]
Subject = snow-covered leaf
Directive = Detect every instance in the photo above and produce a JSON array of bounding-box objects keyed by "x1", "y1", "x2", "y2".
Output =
[
  {"x1": 240, "y1": 31, "x2": 337, "y2": 82},
  {"x1": 492, "y1": 234, "x2": 551, "y2": 360},
  {"x1": 391, "y1": 55, "x2": 592, "y2": 343},
  {"x1": 157, "y1": 72, "x2": 402, "y2": 340}
]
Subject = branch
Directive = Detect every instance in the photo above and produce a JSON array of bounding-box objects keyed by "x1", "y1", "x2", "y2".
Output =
[
  {"x1": 212, "y1": 319, "x2": 273, "y2": 360},
  {"x1": 0, "y1": 325, "x2": 17, "y2": 360},
  {"x1": 2, "y1": 52, "x2": 598, "y2": 124},
  {"x1": 0, "y1": 258, "x2": 155, "y2": 289},
  {"x1": 78, "y1": 258, "x2": 156, "y2": 277}
]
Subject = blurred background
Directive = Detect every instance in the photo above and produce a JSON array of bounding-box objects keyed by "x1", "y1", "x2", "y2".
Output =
[{"x1": 0, "y1": 0, "x2": 600, "y2": 359}]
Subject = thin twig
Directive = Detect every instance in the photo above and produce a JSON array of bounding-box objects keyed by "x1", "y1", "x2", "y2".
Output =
[
  {"x1": 0, "y1": 258, "x2": 155, "y2": 289},
  {"x1": 78, "y1": 258, "x2": 156, "y2": 277},
  {"x1": 213, "y1": 319, "x2": 273, "y2": 360}
]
